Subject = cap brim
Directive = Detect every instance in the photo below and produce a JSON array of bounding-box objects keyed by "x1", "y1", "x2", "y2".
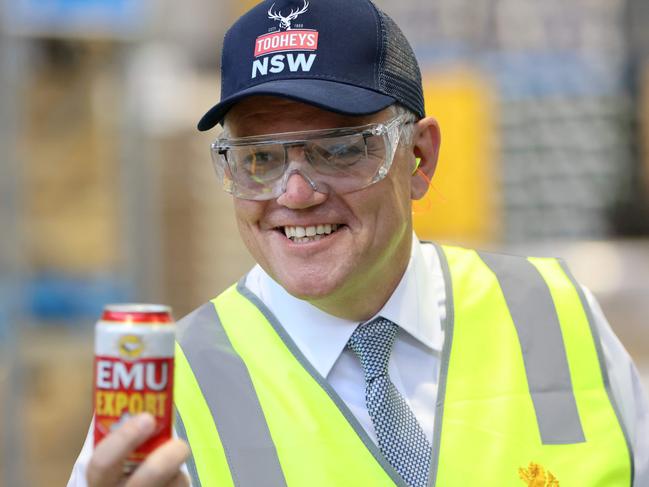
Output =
[{"x1": 197, "y1": 79, "x2": 396, "y2": 131}]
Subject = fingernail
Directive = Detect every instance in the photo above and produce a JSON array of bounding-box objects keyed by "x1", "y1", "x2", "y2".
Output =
[{"x1": 134, "y1": 413, "x2": 155, "y2": 434}]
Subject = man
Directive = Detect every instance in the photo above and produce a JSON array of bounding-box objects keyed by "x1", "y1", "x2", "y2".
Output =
[{"x1": 69, "y1": 0, "x2": 649, "y2": 485}]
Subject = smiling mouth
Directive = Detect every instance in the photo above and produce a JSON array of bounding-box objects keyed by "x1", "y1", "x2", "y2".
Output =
[{"x1": 277, "y1": 224, "x2": 343, "y2": 243}]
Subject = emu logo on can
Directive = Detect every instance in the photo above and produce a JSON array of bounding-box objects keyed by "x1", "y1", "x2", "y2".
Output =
[{"x1": 118, "y1": 334, "x2": 144, "y2": 359}]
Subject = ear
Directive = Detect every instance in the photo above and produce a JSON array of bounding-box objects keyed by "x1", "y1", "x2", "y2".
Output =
[{"x1": 410, "y1": 117, "x2": 441, "y2": 200}]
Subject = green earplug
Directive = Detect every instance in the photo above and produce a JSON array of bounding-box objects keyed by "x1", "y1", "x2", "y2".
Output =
[{"x1": 412, "y1": 158, "x2": 422, "y2": 175}]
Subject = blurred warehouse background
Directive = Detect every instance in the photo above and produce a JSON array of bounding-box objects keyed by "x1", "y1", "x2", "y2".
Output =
[{"x1": 1, "y1": 0, "x2": 648, "y2": 484}]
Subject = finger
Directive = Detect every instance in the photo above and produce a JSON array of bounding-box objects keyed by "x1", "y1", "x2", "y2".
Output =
[
  {"x1": 87, "y1": 414, "x2": 156, "y2": 487},
  {"x1": 125, "y1": 439, "x2": 190, "y2": 487},
  {"x1": 163, "y1": 472, "x2": 191, "y2": 487}
]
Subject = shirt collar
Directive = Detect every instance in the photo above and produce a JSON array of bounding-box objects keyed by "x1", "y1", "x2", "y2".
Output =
[
  {"x1": 247, "y1": 235, "x2": 444, "y2": 378},
  {"x1": 376, "y1": 237, "x2": 444, "y2": 352}
]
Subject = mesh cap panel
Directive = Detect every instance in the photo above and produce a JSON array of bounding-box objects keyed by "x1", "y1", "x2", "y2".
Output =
[{"x1": 374, "y1": 5, "x2": 425, "y2": 119}]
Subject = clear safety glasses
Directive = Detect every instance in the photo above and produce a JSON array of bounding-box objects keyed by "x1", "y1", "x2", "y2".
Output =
[{"x1": 210, "y1": 115, "x2": 408, "y2": 201}]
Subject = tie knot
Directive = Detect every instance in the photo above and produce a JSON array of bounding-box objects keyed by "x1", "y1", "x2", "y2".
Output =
[{"x1": 347, "y1": 317, "x2": 398, "y2": 382}]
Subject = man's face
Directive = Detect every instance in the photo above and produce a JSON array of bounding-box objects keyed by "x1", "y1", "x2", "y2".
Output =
[{"x1": 225, "y1": 97, "x2": 416, "y2": 319}]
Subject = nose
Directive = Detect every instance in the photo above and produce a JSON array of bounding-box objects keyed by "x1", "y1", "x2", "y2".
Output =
[{"x1": 276, "y1": 171, "x2": 328, "y2": 209}]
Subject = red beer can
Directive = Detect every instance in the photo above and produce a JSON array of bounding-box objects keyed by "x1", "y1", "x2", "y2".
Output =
[{"x1": 93, "y1": 304, "x2": 175, "y2": 473}]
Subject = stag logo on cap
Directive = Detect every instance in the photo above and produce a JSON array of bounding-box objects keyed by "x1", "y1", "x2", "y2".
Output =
[
  {"x1": 252, "y1": 0, "x2": 318, "y2": 79},
  {"x1": 268, "y1": 0, "x2": 309, "y2": 31}
]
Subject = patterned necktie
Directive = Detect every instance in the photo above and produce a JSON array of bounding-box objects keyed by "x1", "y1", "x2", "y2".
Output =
[{"x1": 347, "y1": 317, "x2": 431, "y2": 487}]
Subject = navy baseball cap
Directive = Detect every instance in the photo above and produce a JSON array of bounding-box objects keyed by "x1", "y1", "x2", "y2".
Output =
[{"x1": 197, "y1": 0, "x2": 425, "y2": 131}]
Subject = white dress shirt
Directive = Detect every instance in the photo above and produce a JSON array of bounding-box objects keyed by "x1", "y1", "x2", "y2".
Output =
[{"x1": 69, "y1": 237, "x2": 649, "y2": 486}]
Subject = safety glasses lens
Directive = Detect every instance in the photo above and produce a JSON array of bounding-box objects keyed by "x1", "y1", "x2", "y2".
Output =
[{"x1": 212, "y1": 116, "x2": 404, "y2": 200}]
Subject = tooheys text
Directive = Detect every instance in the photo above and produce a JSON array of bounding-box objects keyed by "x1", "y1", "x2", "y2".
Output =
[{"x1": 252, "y1": 29, "x2": 319, "y2": 79}]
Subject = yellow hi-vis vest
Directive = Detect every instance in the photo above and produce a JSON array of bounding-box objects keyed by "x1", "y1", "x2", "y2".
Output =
[{"x1": 174, "y1": 244, "x2": 633, "y2": 487}]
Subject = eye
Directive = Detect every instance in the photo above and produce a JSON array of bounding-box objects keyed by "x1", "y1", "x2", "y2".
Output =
[
  {"x1": 315, "y1": 140, "x2": 366, "y2": 166},
  {"x1": 236, "y1": 146, "x2": 286, "y2": 183},
  {"x1": 243, "y1": 150, "x2": 279, "y2": 173},
  {"x1": 244, "y1": 150, "x2": 275, "y2": 165}
]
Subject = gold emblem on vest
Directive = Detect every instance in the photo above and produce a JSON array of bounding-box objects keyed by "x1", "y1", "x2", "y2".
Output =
[{"x1": 518, "y1": 462, "x2": 560, "y2": 486}]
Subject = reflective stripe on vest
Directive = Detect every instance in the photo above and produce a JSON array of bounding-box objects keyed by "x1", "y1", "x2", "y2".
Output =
[
  {"x1": 479, "y1": 251, "x2": 585, "y2": 444},
  {"x1": 175, "y1": 287, "x2": 404, "y2": 487},
  {"x1": 175, "y1": 244, "x2": 632, "y2": 486},
  {"x1": 175, "y1": 303, "x2": 286, "y2": 487},
  {"x1": 431, "y1": 245, "x2": 632, "y2": 486}
]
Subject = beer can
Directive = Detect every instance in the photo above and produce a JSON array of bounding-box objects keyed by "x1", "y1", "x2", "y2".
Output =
[{"x1": 93, "y1": 304, "x2": 175, "y2": 472}]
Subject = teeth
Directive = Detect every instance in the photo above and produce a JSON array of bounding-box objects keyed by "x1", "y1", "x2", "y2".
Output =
[
  {"x1": 294, "y1": 235, "x2": 324, "y2": 244},
  {"x1": 282, "y1": 224, "x2": 342, "y2": 242}
]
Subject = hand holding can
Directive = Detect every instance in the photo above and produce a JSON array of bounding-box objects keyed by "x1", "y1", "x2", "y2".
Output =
[
  {"x1": 87, "y1": 412, "x2": 190, "y2": 487},
  {"x1": 93, "y1": 304, "x2": 176, "y2": 474}
]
